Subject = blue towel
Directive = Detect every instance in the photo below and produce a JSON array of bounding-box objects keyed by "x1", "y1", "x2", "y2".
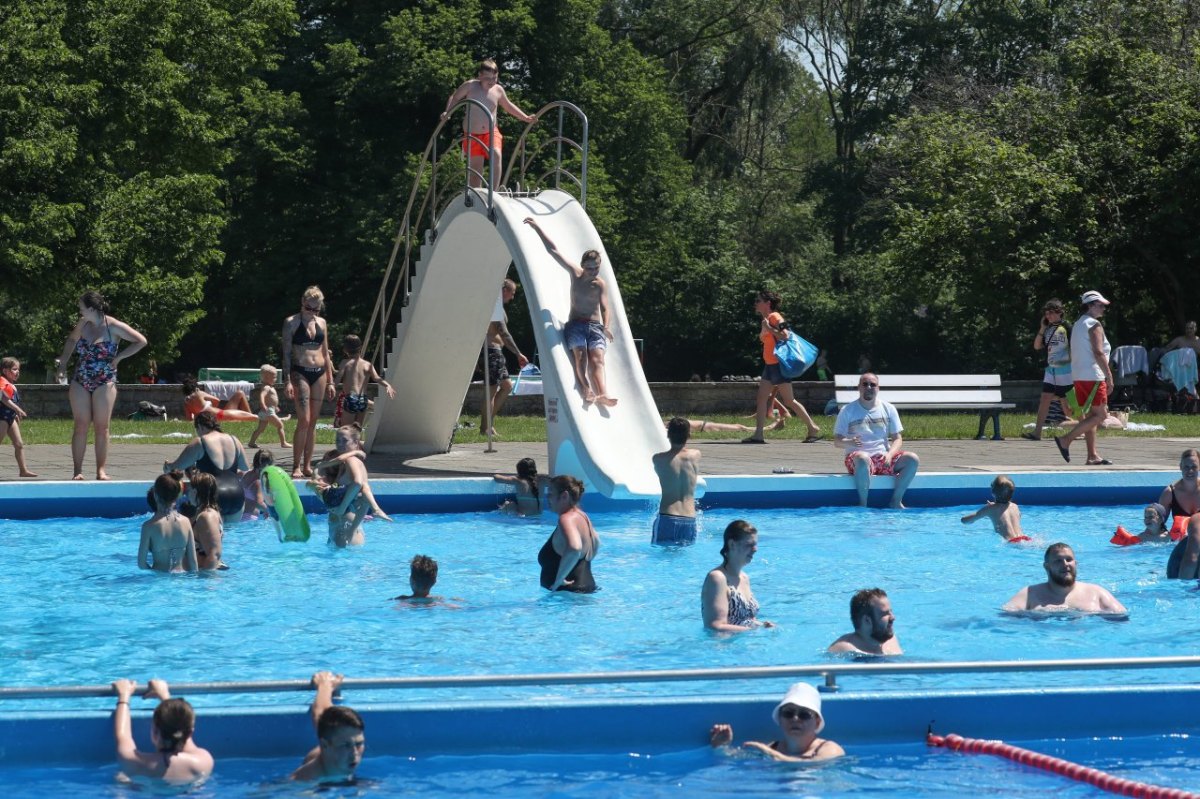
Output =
[{"x1": 1159, "y1": 348, "x2": 1198, "y2": 394}]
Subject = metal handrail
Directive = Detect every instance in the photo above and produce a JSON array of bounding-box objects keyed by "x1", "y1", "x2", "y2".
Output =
[
  {"x1": 501, "y1": 101, "x2": 589, "y2": 208},
  {"x1": 361, "y1": 99, "x2": 496, "y2": 371},
  {"x1": 363, "y1": 99, "x2": 590, "y2": 375},
  {"x1": 6, "y1": 655, "x2": 1200, "y2": 701}
]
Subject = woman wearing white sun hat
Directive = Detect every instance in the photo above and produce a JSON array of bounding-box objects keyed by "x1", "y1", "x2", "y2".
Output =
[
  {"x1": 709, "y1": 682, "x2": 844, "y2": 762},
  {"x1": 1053, "y1": 290, "x2": 1114, "y2": 466}
]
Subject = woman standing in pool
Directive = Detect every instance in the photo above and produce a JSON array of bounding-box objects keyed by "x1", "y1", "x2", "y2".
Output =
[
  {"x1": 55, "y1": 290, "x2": 147, "y2": 480},
  {"x1": 742, "y1": 291, "x2": 822, "y2": 444},
  {"x1": 164, "y1": 411, "x2": 249, "y2": 526},
  {"x1": 283, "y1": 286, "x2": 335, "y2": 478},
  {"x1": 538, "y1": 475, "x2": 599, "y2": 592},
  {"x1": 702, "y1": 520, "x2": 773, "y2": 631},
  {"x1": 1163, "y1": 449, "x2": 1200, "y2": 579}
]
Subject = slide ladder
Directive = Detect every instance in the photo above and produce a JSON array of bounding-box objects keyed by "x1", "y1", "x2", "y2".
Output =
[{"x1": 362, "y1": 101, "x2": 666, "y2": 499}]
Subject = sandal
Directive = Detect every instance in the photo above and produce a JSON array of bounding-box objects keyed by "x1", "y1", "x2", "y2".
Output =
[
  {"x1": 1086, "y1": 458, "x2": 1113, "y2": 466},
  {"x1": 802, "y1": 433, "x2": 825, "y2": 444},
  {"x1": 1020, "y1": 432, "x2": 1041, "y2": 441},
  {"x1": 1053, "y1": 436, "x2": 1071, "y2": 463},
  {"x1": 740, "y1": 436, "x2": 767, "y2": 444}
]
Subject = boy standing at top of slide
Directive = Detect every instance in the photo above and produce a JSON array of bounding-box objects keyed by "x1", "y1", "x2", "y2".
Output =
[{"x1": 442, "y1": 59, "x2": 536, "y2": 188}]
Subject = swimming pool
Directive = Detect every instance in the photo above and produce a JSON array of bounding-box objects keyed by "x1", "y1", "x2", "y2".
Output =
[
  {"x1": 0, "y1": 728, "x2": 1196, "y2": 797},
  {"x1": 0, "y1": 497, "x2": 1194, "y2": 715}
]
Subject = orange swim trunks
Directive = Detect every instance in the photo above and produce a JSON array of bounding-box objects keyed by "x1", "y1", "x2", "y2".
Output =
[{"x1": 461, "y1": 128, "x2": 503, "y2": 159}]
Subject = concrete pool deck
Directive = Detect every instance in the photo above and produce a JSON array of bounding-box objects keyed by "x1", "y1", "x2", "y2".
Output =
[{"x1": 5, "y1": 434, "x2": 1197, "y2": 483}]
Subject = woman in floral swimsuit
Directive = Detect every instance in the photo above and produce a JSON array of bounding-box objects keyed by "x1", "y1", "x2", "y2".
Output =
[{"x1": 55, "y1": 291, "x2": 147, "y2": 480}]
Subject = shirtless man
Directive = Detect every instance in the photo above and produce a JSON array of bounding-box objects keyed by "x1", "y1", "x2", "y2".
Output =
[
  {"x1": 481, "y1": 279, "x2": 528, "y2": 435},
  {"x1": 138, "y1": 472, "x2": 198, "y2": 573},
  {"x1": 523, "y1": 217, "x2": 617, "y2": 406},
  {"x1": 828, "y1": 588, "x2": 902, "y2": 655},
  {"x1": 1165, "y1": 321, "x2": 1200, "y2": 357},
  {"x1": 291, "y1": 671, "x2": 366, "y2": 782},
  {"x1": 442, "y1": 59, "x2": 536, "y2": 188},
  {"x1": 651, "y1": 417, "x2": 701, "y2": 545},
  {"x1": 1003, "y1": 543, "x2": 1128, "y2": 616}
]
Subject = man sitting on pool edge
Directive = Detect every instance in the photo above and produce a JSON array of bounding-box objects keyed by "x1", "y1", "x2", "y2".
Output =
[
  {"x1": 828, "y1": 588, "x2": 902, "y2": 656},
  {"x1": 1003, "y1": 542, "x2": 1128, "y2": 618},
  {"x1": 833, "y1": 373, "x2": 920, "y2": 509},
  {"x1": 291, "y1": 671, "x2": 366, "y2": 782}
]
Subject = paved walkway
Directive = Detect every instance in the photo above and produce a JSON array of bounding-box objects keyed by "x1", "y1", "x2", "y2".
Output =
[{"x1": 6, "y1": 434, "x2": 1194, "y2": 482}]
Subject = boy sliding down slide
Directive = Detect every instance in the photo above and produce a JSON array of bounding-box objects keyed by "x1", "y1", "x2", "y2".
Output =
[{"x1": 524, "y1": 217, "x2": 617, "y2": 407}]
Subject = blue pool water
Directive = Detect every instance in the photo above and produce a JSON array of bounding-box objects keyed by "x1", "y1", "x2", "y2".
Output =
[
  {"x1": 0, "y1": 735, "x2": 1196, "y2": 797},
  {"x1": 0, "y1": 501, "x2": 1194, "y2": 711}
]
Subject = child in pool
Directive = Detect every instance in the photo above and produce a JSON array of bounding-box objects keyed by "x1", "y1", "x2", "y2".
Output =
[
  {"x1": 492, "y1": 457, "x2": 547, "y2": 515},
  {"x1": 312, "y1": 424, "x2": 392, "y2": 522},
  {"x1": 241, "y1": 448, "x2": 276, "y2": 519},
  {"x1": 334, "y1": 335, "x2": 395, "y2": 427},
  {"x1": 138, "y1": 472, "x2": 198, "y2": 573},
  {"x1": 0, "y1": 357, "x2": 36, "y2": 476},
  {"x1": 1111, "y1": 502, "x2": 1170, "y2": 545},
  {"x1": 393, "y1": 555, "x2": 441, "y2": 601},
  {"x1": 961, "y1": 475, "x2": 1026, "y2": 542},
  {"x1": 248, "y1": 364, "x2": 290, "y2": 448}
]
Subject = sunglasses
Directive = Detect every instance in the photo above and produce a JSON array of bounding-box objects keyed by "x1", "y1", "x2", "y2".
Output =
[
  {"x1": 303, "y1": 303, "x2": 321, "y2": 312},
  {"x1": 860, "y1": 382, "x2": 878, "y2": 389},
  {"x1": 779, "y1": 707, "x2": 815, "y2": 722}
]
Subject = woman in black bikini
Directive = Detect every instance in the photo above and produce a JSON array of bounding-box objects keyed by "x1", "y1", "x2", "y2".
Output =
[
  {"x1": 1162, "y1": 449, "x2": 1200, "y2": 579},
  {"x1": 283, "y1": 286, "x2": 335, "y2": 478},
  {"x1": 710, "y1": 681, "x2": 844, "y2": 762}
]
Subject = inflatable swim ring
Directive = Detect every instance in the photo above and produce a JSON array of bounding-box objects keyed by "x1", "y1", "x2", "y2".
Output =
[{"x1": 262, "y1": 465, "x2": 310, "y2": 542}]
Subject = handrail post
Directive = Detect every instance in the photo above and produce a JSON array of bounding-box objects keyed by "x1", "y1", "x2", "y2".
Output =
[
  {"x1": 580, "y1": 113, "x2": 588, "y2": 209},
  {"x1": 482, "y1": 333, "x2": 496, "y2": 452},
  {"x1": 555, "y1": 106, "x2": 564, "y2": 190}
]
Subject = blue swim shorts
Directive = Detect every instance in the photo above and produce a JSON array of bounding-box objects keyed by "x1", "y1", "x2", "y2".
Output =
[
  {"x1": 652, "y1": 513, "x2": 697, "y2": 546},
  {"x1": 564, "y1": 320, "x2": 607, "y2": 352}
]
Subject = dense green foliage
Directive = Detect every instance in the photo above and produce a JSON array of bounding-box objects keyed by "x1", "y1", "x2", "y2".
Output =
[{"x1": 1, "y1": 0, "x2": 1197, "y2": 381}]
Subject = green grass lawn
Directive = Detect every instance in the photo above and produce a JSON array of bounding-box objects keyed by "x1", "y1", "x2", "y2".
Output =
[{"x1": 16, "y1": 411, "x2": 1199, "y2": 446}]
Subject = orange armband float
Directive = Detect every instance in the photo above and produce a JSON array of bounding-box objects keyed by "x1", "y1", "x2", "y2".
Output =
[
  {"x1": 1170, "y1": 514, "x2": 1190, "y2": 541},
  {"x1": 1110, "y1": 526, "x2": 1142, "y2": 546}
]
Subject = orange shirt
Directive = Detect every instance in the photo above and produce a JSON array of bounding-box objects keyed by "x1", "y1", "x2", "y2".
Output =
[{"x1": 760, "y1": 312, "x2": 784, "y2": 364}]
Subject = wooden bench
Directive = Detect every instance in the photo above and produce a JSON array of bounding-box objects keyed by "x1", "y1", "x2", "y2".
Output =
[{"x1": 834, "y1": 374, "x2": 1016, "y2": 440}]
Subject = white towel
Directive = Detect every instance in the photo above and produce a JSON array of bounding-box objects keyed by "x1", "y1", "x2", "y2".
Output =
[{"x1": 1111, "y1": 345, "x2": 1148, "y2": 377}]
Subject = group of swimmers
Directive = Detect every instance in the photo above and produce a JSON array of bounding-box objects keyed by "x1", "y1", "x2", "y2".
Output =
[{"x1": 112, "y1": 672, "x2": 363, "y2": 785}]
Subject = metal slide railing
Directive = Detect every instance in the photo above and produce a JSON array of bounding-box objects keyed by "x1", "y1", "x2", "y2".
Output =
[
  {"x1": 362, "y1": 101, "x2": 589, "y2": 376},
  {"x1": 5, "y1": 655, "x2": 1200, "y2": 701}
]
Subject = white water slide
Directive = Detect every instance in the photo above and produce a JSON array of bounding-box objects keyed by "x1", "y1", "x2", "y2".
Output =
[{"x1": 364, "y1": 188, "x2": 668, "y2": 499}]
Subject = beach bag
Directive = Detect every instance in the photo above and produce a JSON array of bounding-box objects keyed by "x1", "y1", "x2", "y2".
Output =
[{"x1": 774, "y1": 332, "x2": 819, "y2": 379}]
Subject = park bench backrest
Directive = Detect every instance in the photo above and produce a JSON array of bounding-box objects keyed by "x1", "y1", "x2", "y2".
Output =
[{"x1": 834, "y1": 374, "x2": 1005, "y2": 408}]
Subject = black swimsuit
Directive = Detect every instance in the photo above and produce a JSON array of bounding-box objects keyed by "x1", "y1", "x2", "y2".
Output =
[
  {"x1": 1165, "y1": 484, "x2": 1199, "y2": 579},
  {"x1": 538, "y1": 523, "x2": 597, "y2": 593},
  {"x1": 196, "y1": 435, "x2": 244, "y2": 517},
  {"x1": 290, "y1": 319, "x2": 328, "y2": 386}
]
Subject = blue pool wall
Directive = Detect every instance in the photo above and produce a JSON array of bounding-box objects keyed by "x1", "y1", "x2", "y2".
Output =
[
  {"x1": 0, "y1": 471, "x2": 1174, "y2": 519},
  {"x1": 4, "y1": 684, "x2": 1200, "y2": 766}
]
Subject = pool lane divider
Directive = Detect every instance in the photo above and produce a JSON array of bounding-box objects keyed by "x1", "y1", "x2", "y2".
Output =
[
  {"x1": 0, "y1": 470, "x2": 1176, "y2": 519},
  {"x1": 927, "y1": 730, "x2": 1200, "y2": 799}
]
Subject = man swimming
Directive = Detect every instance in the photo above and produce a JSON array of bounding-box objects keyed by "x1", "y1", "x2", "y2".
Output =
[
  {"x1": 828, "y1": 588, "x2": 902, "y2": 655},
  {"x1": 1003, "y1": 542, "x2": 1127, "y2": 616}
]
